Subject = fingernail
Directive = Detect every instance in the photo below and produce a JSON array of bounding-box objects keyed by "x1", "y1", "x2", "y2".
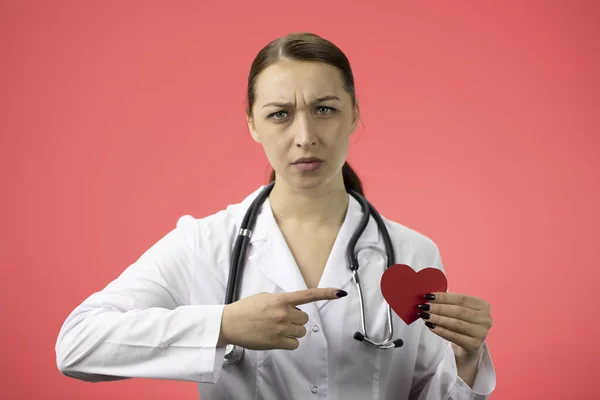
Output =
[
  {"x1": 417, "y1": 304, "x2": 431, "y2": 311},
  {"x1": 424, "y1": 293, "x2": 436, "y2": 301},
  {"x1": 425, "y1": 322, "x2": 436, "y2": 329},
  {"x1": 418, "y1": 312, "x2": 431, "y2": 320},
  {"x1": 336, "y1": 290, "x2": 348, "y2": 298}
]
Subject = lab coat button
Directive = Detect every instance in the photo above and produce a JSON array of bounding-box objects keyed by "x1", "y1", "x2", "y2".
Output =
[
  {"x1": 311, "y1": 385, "x2": 319, "y2": 393},
  {"x1": 312, "y1": 325, "x2": 320, "y2": 332}
]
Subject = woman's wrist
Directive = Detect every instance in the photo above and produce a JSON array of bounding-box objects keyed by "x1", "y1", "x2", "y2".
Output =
[{"x1": 217, "y1": 305, "x2": 233, "y2": 347}]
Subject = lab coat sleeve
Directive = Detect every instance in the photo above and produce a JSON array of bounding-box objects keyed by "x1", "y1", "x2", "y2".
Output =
[
  {"x1": 55, "y1": 215, "x2": 227, "y2": 384},
  {"x1": 408, "y1": 244, "x2": 497, "y2": 400}
]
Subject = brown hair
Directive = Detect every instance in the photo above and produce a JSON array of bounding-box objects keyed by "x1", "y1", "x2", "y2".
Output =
[{"x1": 246, "y1": 32, "x2": 364, "y2": 196}]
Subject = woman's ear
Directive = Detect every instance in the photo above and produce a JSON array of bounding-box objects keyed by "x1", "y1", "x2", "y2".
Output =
[
  {"x1": 350, "y1": 101, "x2": 360, "y2": 135},
  {"x1": 246, "y1": 110, "x2": 261, "y2": 143}
]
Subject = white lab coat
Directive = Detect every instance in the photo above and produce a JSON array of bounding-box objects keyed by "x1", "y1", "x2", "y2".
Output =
[{"x1": 55, "y1": 185, "x2": 496, "y2": 399}]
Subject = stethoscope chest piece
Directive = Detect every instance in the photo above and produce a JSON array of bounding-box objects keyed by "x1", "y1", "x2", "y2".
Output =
[
  {"x1": 223, "y1": 344, "x2": 245, "y2": 366},
  {"x1": 222, "y1": 182, "x2": 404, "y2": 367}
]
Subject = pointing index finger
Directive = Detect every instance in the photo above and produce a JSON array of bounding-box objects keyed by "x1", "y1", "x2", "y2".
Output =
[{"x1": 283, "y1": 288, "x2": 347, "y2": 306}]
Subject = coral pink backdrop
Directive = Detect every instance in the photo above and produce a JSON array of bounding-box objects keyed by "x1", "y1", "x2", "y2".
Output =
[{"x1": 1, "y1": 1, "x2": 598, "y2": 399}]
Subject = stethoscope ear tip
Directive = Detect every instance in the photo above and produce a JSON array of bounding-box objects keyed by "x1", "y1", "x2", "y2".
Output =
[
  {"x1": 353, "y1": 331, "x2": 365, "y2": 342},
  {"x1": 393, "y1": 339, "x2": 404, "y2": 348}
]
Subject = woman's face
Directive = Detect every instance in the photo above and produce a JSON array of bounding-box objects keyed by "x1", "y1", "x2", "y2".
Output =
[{"x1": 247, "y1": 60, "x2": 359, "y2": 191}]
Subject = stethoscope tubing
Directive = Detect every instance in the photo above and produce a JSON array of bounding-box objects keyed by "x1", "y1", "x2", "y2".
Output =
[{"x1": 223, "y1": 182, "x2": 403, "y2": 365}]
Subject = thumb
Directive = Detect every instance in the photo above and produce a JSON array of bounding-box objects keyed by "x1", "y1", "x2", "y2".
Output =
[{"x1": 283, "y1": 288, "x2": 348, "y2": 306}]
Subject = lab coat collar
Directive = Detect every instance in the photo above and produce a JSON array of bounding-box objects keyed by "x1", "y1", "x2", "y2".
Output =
[{"x1": 239, "y1": 185, "x2": 381, "y2": 311}]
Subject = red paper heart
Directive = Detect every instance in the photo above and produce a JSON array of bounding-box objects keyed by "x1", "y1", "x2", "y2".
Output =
[{"x1": 380, "y1": 264, "x2": 448, "y2": 325}]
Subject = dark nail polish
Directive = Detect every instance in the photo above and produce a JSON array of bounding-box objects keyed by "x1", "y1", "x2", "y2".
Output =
[
  {"x1": 424, "y1": 293, "x2": 436, "y2": 301},
  {"x1": 425, "y1": 322, "x2": 436, "y2": 329},
  {"x1": 336, "y1": 290, "x2": 348, "y2": 298},
  {"x1": 417, "y1": 304, "x2": 431, "y2": 311},
  {"x1": 418, "y1": 312, "x2": 431, "y2": 320}
]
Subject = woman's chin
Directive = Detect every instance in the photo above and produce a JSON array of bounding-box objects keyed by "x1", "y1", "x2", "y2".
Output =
[{"x1": 285, "y1": 173, "x2": 343, "y2": 192}]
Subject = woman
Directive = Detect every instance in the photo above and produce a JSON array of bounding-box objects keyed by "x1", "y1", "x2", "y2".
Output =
[{"x1": 55, "y1": 32, "x2": 496, "y2": 399}]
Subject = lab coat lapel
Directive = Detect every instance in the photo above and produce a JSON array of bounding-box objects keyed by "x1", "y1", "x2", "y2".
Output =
[
  {"x1": 316, "y1": 194, "x2": 380, "y2": 311},
  {"x1": 248, "y1": 197, "x2": 309, "y2": 295},
  {"x1": 242, "y1": 190, "x2": 381, "y2": 311}
]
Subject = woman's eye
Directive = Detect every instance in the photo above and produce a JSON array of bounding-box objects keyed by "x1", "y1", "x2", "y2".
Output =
[
  {"x1": 268, "y1": 107, "x2": 336, "y2": 120},
  {"x1": 316, "y1": 106, "x2": 335, "y2": 115},
  {"x1": 268, "y1": 111, "x2": 288, "y2": 120}
]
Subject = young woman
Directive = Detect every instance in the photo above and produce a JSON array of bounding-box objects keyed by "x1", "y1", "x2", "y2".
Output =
[{"x1": 56, "y1": 32, "x2": 496, "y2": 400}]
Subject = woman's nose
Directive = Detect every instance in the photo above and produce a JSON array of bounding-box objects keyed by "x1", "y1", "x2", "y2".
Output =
[
  {"x1": 293, "y1": 116, "x2": 317, "y2": 147},
  {"x1": 296, "y1": 137, "x2": 316, "y2": 147}
]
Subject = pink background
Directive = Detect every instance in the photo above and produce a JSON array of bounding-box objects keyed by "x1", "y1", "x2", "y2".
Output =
[{"x1": 2, "y1": 1, "x2": 599, "y2": 399}]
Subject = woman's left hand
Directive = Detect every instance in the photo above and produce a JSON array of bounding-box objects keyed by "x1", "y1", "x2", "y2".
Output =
[{"x1": 418, "y1": 292, "x2": 493, "y2": 364}]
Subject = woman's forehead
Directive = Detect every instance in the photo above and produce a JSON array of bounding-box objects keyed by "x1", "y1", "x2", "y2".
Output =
[{"x1": 254, "y1": 61, "x2": 346, "y2": 104}]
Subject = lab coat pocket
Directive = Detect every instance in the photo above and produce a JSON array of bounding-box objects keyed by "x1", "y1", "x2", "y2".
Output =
[{"x1": 256, "y1": 343, "x2": 322, "y2": 399}]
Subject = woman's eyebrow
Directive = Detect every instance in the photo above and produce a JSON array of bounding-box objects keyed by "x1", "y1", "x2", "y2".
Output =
[{"x1": 262, "y1": 95, "x2": 341, "y2": 108}]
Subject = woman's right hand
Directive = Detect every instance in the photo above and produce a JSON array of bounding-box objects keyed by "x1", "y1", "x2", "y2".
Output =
[{"x1": 218, "y1": 288, "x2": 347, "y2": 350}]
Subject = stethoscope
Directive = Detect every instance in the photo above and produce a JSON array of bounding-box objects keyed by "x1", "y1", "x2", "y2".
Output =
[{"x1": 223, "y1": 182, "x2": 404, "y2": 366}]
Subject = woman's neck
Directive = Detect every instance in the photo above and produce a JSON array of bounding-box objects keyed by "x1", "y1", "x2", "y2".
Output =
[{"x1": 268, "y1": 177, "x2": 349, "y2": 228}]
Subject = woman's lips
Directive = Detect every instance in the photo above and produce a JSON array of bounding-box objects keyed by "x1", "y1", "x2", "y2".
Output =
[{"x1": 293, "y1": 161, "x2": 322, "y2": 172}]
